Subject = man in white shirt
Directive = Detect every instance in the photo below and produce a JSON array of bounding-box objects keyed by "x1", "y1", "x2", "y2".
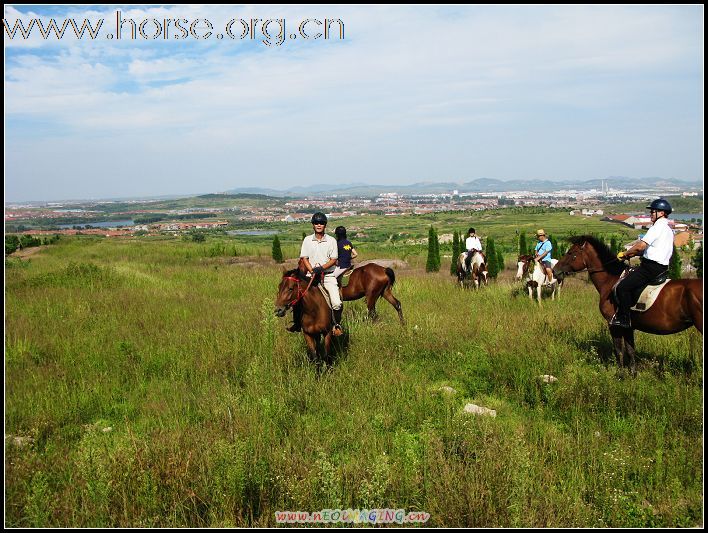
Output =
[
  {"x1": 297, "y1": 212, "x2": 344, "y2": 336},
  {"x1": 610, "y1": 198, "x2": 674, "y2": 328},
  {"x1": 464, "y1": 227, "x2": 483, "y2": 273}
]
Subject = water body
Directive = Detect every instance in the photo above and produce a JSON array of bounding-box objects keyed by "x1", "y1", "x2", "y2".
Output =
[
  {"x1": 670, "y1": 213, "x2": 702, "y2": 222},
  {"x1": 227, "y1": 230, "x2": 278, "y2": 236},
  {"x1": 58, "y1": 219, "x2": 135, "y2": 229}
]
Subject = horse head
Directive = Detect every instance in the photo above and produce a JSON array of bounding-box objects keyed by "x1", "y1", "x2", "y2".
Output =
[
  {"x1": 274, "y1": 267, "x2": 307, "y2": 317},
  {"x1": 516, "y1": 254, "x2": 533, "y2": 280}
]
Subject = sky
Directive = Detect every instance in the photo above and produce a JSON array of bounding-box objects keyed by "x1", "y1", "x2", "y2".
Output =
[{"x1": 4, "y1": 5, "x2": 704, "y2": 202}]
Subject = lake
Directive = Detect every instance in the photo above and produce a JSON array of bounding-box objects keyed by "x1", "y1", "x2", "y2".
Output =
[
  {"x1": 227, "y1": 230, "x2": 279, "y2": 236},
  {"x1": 59, "y1": 219, "x2": 135, "y2": 229}
]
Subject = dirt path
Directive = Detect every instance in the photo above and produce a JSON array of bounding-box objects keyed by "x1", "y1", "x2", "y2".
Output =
[{"x1": 9, "y1": 246, "x2": 45, "y2": 259}]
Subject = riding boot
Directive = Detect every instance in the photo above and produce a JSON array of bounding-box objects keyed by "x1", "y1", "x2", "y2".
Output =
[
  {"x1": 287, "y1": 306, "x2": 302, "y2": 332},
  {"x1": 332, "y1": 307, "x2": 344, "y2": 336},
  {"x1": 465, "y1": 253, "x2": 473, "y2": 273},
  {"x1": 608, "y1": 308, "x2": 631, "y2": 329}
]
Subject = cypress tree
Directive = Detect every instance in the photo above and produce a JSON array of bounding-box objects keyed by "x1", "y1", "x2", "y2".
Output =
[
  {"x1": 486, "y1": 237, "x2": 499, "y2": 278},
  {"x1": 519, "y1": 232, "x2": 527, "y2": 257},
  {"x1": 432, "y1": 228, "x2": 441, "y2": 271},
  {"x1": 272, "y1": 235, "x2": 284, "y2": 262},
  {"x1": 691, "y1": 243, "x2": 702, "y2": 278},
  {"x1": 451, "y1": 230, "x2": 460, "y2": 275},
  {"x1": 668, "y1": 245, "x2": 682, "y2": 279},
  {"x1": 497, "y1": 249, "x2": 505, "y2": 274},
  {"x1": 609, "y1": 235, "x2": 619, "y2": 256},
  {"x1": 426, "y1": 226, "x2": 439, "y2": 272}
]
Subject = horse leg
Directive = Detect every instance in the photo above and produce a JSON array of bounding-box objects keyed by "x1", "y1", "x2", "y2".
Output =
[
  {"x1": 366, "y1": 292, "x2": 379, "y2": 321},
  {"x1": 382, "y1": 286, "x2": 404, "y2": 324},
  {"x1": 527, "y1": 283, "x2": 533, "y2": 300},
  {"x1": 323, "y1": 331, "x2": 333, "y2": 366},
  {"x1": 689, "y1": 292, "x2": 703, "y2": 334},
  {"x1": 303, "y1": 332, "x2": 319, "y2": 364},
  {"x1": 610, "y1": 326, "x2": 626, "y2": 373},
  {"x1": 622, "y1": 328, "x2": 637, "y2": 377}
]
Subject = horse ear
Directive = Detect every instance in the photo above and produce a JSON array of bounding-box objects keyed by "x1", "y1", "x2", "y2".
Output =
[{"x1": 281, "y1": 264, "x2": 288, "y2": 273}]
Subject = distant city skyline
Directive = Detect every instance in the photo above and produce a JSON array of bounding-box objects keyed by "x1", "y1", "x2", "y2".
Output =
[{"x1": 5, "y1": 5, "x2": 703, "y2": 202}]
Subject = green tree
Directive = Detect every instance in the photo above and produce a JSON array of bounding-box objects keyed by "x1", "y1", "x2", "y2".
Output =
[
  {"x1": 497, "y1": 249, "x2": 505, "y2": 274},
  {"x1": 486, "y1": 237, "x2": 500, "y2": 278},
  {"x1": 426, "y1": 226, "x2": 440, "y2": 272},
  {"x1": 519, "y1": 232, "x2": 528, "y2": 257},
  {"x1": 450, "y1": 230, "x2": 460, "y2": 275},
  {"x1": 271, "y1": 235, "x2": 284, "y2": 263},
  {"x1": 5, "y1": 235, "x2": 20, "y2": 255},
  {"x1": 691, "y1": 243, "x2": 702, "y2": 278},
  {"x1": 609, "y1": 235, "x2": 619, "y2": 256},
  {"x1": 668, "y1": 245, "x2": 682, "y2": 279}
]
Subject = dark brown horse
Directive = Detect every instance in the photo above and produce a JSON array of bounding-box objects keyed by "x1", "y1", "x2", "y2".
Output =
[
  {"x1": 274, "y1": 264, "x2": 335, "y2": 364},
  {"x1": 341, "y1": 262, "x2": 404, "y2": 323},
  {"x1": 553, "y1": 235, "x2": 702, "y2": 375}
]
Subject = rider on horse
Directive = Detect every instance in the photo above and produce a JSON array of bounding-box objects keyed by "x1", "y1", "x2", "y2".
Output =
[
  {"x1": 534, "y1": 229, "x2": 554, "y2": 286},
  {"x1": 610, "y1": 198, "x2": 674, "y2": 329},
  {"x1": 288, "y1": 212, "x2": 344, "y2": 336},
  {"x1": 464, "y1": 227, "x2": 483, "y2": 273},
  {"x1": 332, "y1": 226, "x2": 358, "y2": 284}
]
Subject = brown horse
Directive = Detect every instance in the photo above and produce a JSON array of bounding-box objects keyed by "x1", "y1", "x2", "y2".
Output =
[
  {"x1": 553, "y1": 235, "x2": 702, "y2": 375},
  {"x1": 341, "y1": 262, "x2": 404, "y2": 323},
  {"x1": 274, "y1": 264, "x2": 335, "y2": 364}
]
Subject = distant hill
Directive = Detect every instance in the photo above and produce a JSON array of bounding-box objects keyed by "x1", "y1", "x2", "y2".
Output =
[{"x1": 225, "y1": 176, "x2": 702, "y2": 197}]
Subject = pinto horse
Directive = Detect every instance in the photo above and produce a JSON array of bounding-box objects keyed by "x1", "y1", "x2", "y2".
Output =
[
  {"x1": 516, "y1": 254, "x2": 562, "y2": 301},
  {"x1": 553, "y1": 235, "x2": 703, "y2": 375},
  {"x1": 456, "y1": 251, "x2": 488, "y2": 289}
]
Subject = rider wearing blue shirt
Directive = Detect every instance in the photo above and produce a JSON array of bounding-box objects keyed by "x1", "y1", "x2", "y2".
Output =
[{"x1": 534, "y1": 229, "x2": 553, "y2": 285}]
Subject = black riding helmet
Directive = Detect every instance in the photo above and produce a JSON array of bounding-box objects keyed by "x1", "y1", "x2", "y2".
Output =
[
  {"x1": 334, "y1": 226, "x2": 347, "y2": 240},
  {"x1": 646, "y1": 198, "x2": 672, "y2": 215},
  {"x1": 311, "y1": 212, "x2": 328, "y2": 225},
  {"x1": 468, "y1": 227, "x2": 476, "y2": 234}
]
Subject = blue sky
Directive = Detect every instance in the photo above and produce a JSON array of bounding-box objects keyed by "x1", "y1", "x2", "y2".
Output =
[{"x1": 4, "y1": 5, "x2": 703, "y2": 201}]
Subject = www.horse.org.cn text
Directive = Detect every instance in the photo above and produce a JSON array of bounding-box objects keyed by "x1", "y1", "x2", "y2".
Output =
[{"x1": 3, "y1": 11, "x2": 345, "y2": 46}]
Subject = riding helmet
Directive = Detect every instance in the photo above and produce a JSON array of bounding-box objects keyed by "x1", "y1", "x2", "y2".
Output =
[
  {"x1": 468, "y1": 228, "x2": 476, "y2": 234},
  {"x1": 311, "y1": 212, "x2": 328, "y2": 225},
  {"x1": 646, "y1": 198, "x2": 672, "y2": 215},
  {"x1": 334, "y1": 226, "x2": 347, "y2": 240}
]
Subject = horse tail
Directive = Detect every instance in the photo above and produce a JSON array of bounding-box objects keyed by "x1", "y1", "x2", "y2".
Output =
[{"x1": 385, "y1": 267, "x2": 396, "y2": 287}]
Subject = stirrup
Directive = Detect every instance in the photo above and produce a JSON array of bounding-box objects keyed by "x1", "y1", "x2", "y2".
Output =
[
  {"x1": 608, "y1": 312, "x2": 631, "y2": 329},
  {"x1": 332, "y1": 324, "x2": 344, "y2": 336}
]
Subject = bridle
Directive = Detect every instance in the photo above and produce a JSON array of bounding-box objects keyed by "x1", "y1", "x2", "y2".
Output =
[
  {"x1": 565, "y1": 242, "x2": 624, "y2": 275},
  {"x1": 281, "y1": 273, "x2": 316, "y2": 308}
]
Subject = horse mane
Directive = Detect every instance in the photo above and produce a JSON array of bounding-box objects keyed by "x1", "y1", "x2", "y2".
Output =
[
  {"x1": 568, "y1": 235, "x2": 625, "y2": 275},
  {"x1": 283, "y1": 267, "x2": 308, "y2": 281}
]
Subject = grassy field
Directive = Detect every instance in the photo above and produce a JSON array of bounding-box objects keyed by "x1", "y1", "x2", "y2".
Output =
[{"x1": 5, "y1": 218, "x2": 703, "y2": 527}]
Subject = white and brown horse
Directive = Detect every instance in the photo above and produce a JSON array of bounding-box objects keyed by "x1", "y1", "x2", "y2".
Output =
[
  {"x1": 516, "y1": 254, "x2": 562, "y2": 302},
  {"x1": 456, "y1": 251, "x2": 488, "y2": 289}
]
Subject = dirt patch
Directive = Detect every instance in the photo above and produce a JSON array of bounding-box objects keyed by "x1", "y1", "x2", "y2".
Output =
[{"x1": 9, "y1": 246, "x2": 45, "y2": 259}]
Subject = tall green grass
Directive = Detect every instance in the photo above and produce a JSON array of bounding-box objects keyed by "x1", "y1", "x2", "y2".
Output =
[{"x1": 5, "y1": 235, "x2": 702, "y2": 527}]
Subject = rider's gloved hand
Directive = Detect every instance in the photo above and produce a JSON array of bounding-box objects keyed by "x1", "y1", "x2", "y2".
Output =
[
  {"x1": 312, "y1": 266, "x2": 324, "y2": 277},
  {"x1": 617, "y1": 251, "x2": 627, "y2": 260}
]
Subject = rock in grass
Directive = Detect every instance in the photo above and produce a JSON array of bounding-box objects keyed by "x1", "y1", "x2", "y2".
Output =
[
  {"x1": 463, "y1": 403, "x2": 496, "y2": 417},
  {"x1": 440, "y1": 386, "x2": 457, "y2": 395},
  {"x1": 6, "y1": 434, "x2": 34, "y2": 448},
  {"x1": 538, "y1": 374, "x2": 558, "y2": 383}
]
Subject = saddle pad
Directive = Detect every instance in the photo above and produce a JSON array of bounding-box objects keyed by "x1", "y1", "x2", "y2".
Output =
[{"x1": 631, "y1": 280, "x2": 670, "y2": 312}]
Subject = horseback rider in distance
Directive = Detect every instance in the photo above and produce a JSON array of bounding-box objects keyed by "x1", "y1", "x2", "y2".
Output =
[{"x1": 464, "y1": 227, "x2": 483, "y2": 274}]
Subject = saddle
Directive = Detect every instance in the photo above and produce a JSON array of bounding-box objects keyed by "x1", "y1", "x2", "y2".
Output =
[{"x1": 612, "y1": 269, "x2": 670, "y2": 313}]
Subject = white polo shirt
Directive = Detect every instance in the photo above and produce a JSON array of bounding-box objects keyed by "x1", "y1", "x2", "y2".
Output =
[
  {"x1": 465, "y1": 236, "x2": 482, "y2": 251},
  {"x1": 300, "y1": 233, "x2": 338, "y2": 272},
  {"x1": 641, "y1": 216, "x2": 674, "y2": 266}
]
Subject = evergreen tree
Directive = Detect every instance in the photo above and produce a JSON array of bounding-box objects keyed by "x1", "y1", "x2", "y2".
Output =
[
  {"x1": 272, "y1": 235, "x2": 284, "y2": 263},
  {"x1": 426, "y1": 226, "x2": 440, "y2": 272},
  {"x1": 5, "y1": 235, "x2": 20, "y2": 255},
  {"x1": 549, "y1": 235, "x2": 558, "y2": 259},
  {"x1": 497, "y1": 249, "x2": 505, "y2": 274},
  {"x1": 668, "y1": 245, "x2": 682, "y2": 279},
  {"x1": 486, "y1": 237, "x2": 499, "y2": 278},
  {"x1": 609, "y1": 235, "x2": 619, "y2": 256},
  {"x1": 450, "y1": 230, "x2": 460, "y2": 275},
  {"x1": 691, "y1": 243, "x2": 702, "y2": 278},
  {"x1": 519, "y1": 232, "x2": 527, "y2": 257}
]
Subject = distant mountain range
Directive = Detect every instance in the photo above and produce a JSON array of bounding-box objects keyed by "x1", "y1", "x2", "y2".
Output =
[{"x1": 224, "y1": 177, "x2": 702, "y2": 197}]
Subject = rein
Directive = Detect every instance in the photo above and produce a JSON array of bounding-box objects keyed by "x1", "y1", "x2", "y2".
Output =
[{"x1": 284, "y1": 273, "x2": 316, "y2": 307}]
